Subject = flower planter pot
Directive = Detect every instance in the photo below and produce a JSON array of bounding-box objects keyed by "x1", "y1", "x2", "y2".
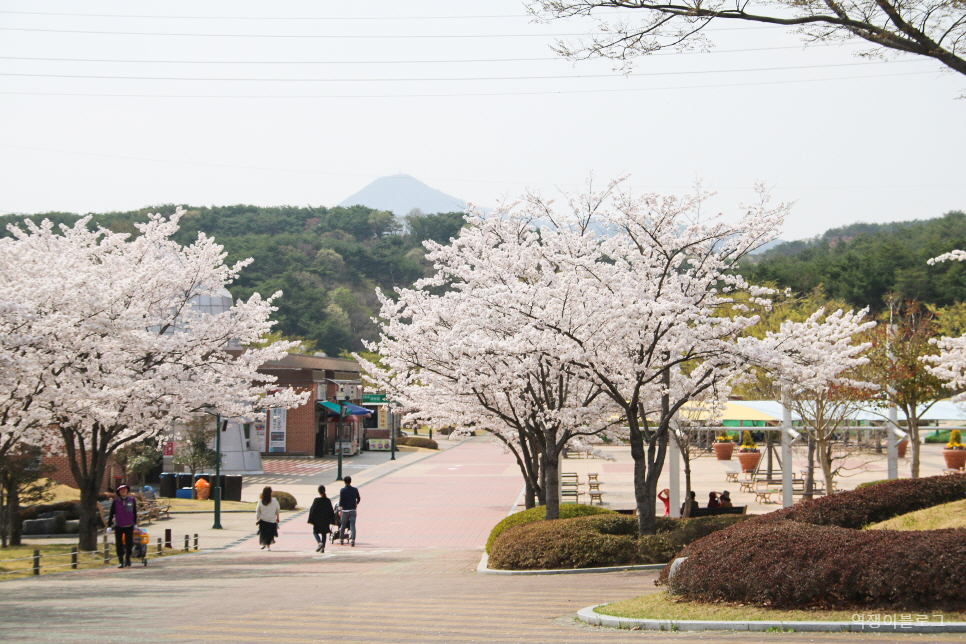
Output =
[
  {"x1": 737, "y1": 451, "x2": 762, "y2": 473},
  {"x1": 713, "y1": 442, "x2": 735, "y2": 461},
  {"x1": 942, "y1": 449, "x2": 966, "y2": 470},
  {"x1": 897, "y1": 439, "x2": 908, "y2": 459}
]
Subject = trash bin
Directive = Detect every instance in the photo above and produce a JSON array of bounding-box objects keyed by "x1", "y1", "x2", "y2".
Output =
[
  {"x1": 224, "y1": 475, "x2": 243, "y2": 502},
  {"x1": 176, "y1": 473, "x2": 193, "y2": 489},
  {"x1": 175, "y1": 487, "x2": 193, "y2": 499},
  {"x1": 193, "y1": 473, "x2": 210, "y2": 484},
  {"x1": 159, "y1": 473, "x2": 176, "y2": 498}
]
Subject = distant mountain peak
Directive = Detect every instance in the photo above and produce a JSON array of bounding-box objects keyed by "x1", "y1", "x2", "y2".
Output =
[{"x1": 339, "y1": 174, "x2": 467, "y2": 216}]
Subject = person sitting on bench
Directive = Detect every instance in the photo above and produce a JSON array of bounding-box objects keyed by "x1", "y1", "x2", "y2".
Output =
[
  {"x1": 719, "y1": 490, "x2": 733, "y2": 508},
  {"x1": 707, "y1": 491, "x2": 720, "y2": 509},
  {"x1": 680, "y1": 491, "x2": 699, "y2": 516}
]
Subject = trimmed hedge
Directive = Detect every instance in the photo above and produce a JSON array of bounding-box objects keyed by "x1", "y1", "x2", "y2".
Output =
[
  {"x1": 663, "y1": 520, "x2": 966, "y2": 609},
  {"x1": 405, "y1": 437, "x2": 438, "y2": 450},
  {"x1": 660, "y1": 475, "x2": 966, "y2": 609},
  {"x1": 271, "y1": 490, "x2": 297, "y2": 510},
  {"x1": 486, "y1": 504, "x2": 613, "y2": 553},
  {"x1": 762, "y1": 474, "x2": 966, "y2": 530},
  {"x1": 488, "y1": 514, "x2": 748, "y2": 570},
  {"x1": 394, "y1": 436, "x2": 410, "y2": 446}
]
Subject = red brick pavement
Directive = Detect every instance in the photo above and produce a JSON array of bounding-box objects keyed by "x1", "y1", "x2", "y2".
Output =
[{"x1": 234, "y1": 439, "x2": 522, "y2": 551}]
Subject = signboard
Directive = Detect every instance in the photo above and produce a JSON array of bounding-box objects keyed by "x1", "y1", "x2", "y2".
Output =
[
  {"x1": 268, "y1": 408, "x2": 286, "y2": 453},
  {"x1": 368, "y1": 439, "x2": 391, "y2": 451},
  {"x1": 254, "y1": 418, "x2": 266, "y2": 452},
  {"x1": 362, "y1": 393, "x2": 387, "y2": 403},
  {"x1": 163, "y1": 441, "x2": 175, "y2": 456},
  {"x1": 378, "y1": 406, "x2": 388, "y2": 430}
]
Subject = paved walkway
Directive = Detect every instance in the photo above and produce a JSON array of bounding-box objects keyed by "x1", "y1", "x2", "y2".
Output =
[
  {"x1": 3, "y1": 437, "x2": 960, "y2": 643},
  {"x1": 235, "y1": 438, "x2": 522, "y2": 551}
]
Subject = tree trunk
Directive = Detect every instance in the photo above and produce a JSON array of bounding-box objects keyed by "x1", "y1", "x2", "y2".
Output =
[
  {"x1": 524, "y1": 479, "x2": 535, "y2": 510},
  {"x1": 543, "y1": 449, "x2": 561, "y2": 520},
  {"x1": 0, "y1": 480, "x2": 7, "y2": 548},
  {"x1": 629, "y1": 419, "x2": 651, "y2": 533},
  {"x1": 908, "y1": 413, "x2": 921, "y2": 479},
  {"x1": 681, "y1": 451, "x2": 692, "y2": 519},
  {"x1": 62, "y1": 425, "x2": 112, "y2": 553},
  {"x1": 804, "y1": 434, "x2": 816, "y2": 499},
  {"x1": 817, "y1": 436, "x2": 834, "y2": 494},
  {"x1": 765, "y1": 430, "x2": 774, "y2": 479},
  {"x1": 8, "y1": 489, "x2": 21, "y2": 546}
]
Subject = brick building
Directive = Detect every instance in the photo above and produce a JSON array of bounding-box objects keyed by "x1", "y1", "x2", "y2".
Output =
[{"x1": 257, "y1": 353, "x2": 368, "y2": 457}]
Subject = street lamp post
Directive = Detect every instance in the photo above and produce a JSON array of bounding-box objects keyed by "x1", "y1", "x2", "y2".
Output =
[
  {"x1": 390, "y1": 412, "x2": 396, "y2": 461},
  {"x1": 337, "y1": 403, "x2": 346, "y2": 481},
  {"x1": 212, "y1": 414, "x2": 224, "y2": 530}
]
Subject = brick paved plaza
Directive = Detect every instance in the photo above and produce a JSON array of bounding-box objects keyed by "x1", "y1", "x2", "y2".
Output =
[{"x1": 0, "y1": 438, "x2": 959, "y2": 643}]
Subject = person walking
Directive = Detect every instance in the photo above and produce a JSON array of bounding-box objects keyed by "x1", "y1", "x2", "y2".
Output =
[
  {"x1": 107, "y1": 484, "x2": 138, "y2": 568},
  {"x1": 256, "y1": 486, "x2": 280, "y2": 551},
  {"x1": 338, "y1": 476, "x2": 360, "y2": 547},
  {"x1": 307, "y1": 485, "x2": 335, "y2": 552}
]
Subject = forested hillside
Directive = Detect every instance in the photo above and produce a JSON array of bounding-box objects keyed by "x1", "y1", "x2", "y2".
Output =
[
  {"x1": 1, "y1": 205, "x2": 466, "y2": 356},
  {"x1": 742, "y1": 211, "x2": 966, "y2": 313}
]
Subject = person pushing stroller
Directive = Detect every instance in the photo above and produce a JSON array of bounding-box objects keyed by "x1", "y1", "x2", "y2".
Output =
[{"x1": 338, "y1": 476, "x2": 360, "y2": 547}]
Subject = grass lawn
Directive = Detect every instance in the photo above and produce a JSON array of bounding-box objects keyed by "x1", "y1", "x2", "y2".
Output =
[
  {"x1": 598, "y1": 592, "x2": 966, "y2": 623},
  {"x1": 164, "y1": 498, "x2": 257, "y2": 512},
  {"x1": 866, "y1": 498, "x2": 966, "y2": 531},
  {"x1": 0, "y1": 543, "x2": 175, "y2": 581}
]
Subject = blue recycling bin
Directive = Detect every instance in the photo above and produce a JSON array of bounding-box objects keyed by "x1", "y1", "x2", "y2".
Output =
[{"x1": 175, "y1": 487, "x2": 193, "y2": 499}]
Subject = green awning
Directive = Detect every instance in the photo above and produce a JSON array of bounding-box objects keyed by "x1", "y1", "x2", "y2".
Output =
[{"x1": 317, "y1": 401, "x2": 341, "y2": 415}]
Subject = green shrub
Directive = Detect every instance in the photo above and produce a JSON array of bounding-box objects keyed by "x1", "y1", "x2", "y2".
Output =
[
  {"x1": 856, "y1": 479, "x2": 889, "y2": 489},
  {"x1": 394, "y1": 436, "x2": 410, "y2": 446},
  {"x1": 488, "y1": 514, "x2": 748, "y2": 569},
  {"x1": 485, "y1": 504, "x2": 614, "y2": 553},
  {"x1": 924, "y1": 430, "x2": 951, "y2": 444},
  {"x1": 405, "y1": 437, "x2": 438, "y2": 450},
  {"x1": 271, "y1": 490, "x2": 297, "y2": 510}
]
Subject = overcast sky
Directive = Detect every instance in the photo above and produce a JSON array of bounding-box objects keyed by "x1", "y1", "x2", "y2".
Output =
[{"x1": 1, "y1": 0, "x2": 963, "y2": 240}]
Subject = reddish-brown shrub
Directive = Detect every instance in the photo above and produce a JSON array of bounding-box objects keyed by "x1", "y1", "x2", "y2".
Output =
[
  {"x1": 659, "y1": 475, "x2": 966, "y2": 609},
  {"x1": 664, "y1": 521, "x2": 966, "y2": 609}
]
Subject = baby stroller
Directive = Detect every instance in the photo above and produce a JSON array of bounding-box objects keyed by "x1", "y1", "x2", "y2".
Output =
[
  {"x1": 329, "y1": 502, "x2": 347, "y2": 544},
  {"x1": 131, "y1": 528, "x2": 149, "y2": 566}
]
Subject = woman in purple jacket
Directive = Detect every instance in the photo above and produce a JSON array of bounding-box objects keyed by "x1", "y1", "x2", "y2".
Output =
[{"x1": 107, "y1": 485, "x2": 138, "y2": 568}]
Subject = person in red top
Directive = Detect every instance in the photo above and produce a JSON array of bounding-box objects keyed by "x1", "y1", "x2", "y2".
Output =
[
  {"x1": 107, "y1": 485, "x2": 138, "y2": 568},
  {"x1": 708, "y1": 491, "x2": 721, "y2": 509},
  {"x1": 657, "y1": 488, "x2": 670, "y2": 517}
]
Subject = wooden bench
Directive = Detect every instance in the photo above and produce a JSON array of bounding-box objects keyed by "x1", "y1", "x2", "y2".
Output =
[
  {"x1": 560, "y1": 473, "x2": 581, "y2": 484},
  {"x1": 725, "y1": 471, "x2": 740, "y2": 483},
  {"x1": 753, "y1": 481, "x2": 781, "y2": 503},
  {"x1": 689, "y1": 506, "x2": 747, "y2": 517},
  {"x1": 589, "y1": 491, "x2": 604, "y2": 505},
  {"x1": 561, "y1": 489, "x2": 584, "y2": 503}
]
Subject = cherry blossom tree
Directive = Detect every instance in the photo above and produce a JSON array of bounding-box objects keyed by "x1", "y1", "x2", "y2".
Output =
[
  {"x1": 0, "y1": 210, "x2": 307, "y2": 550},
  {"x1": 747, "y1": 308, "x2": 876, "y2": 493},
  {"x1": 924, "y1": 251, "x2": 966, "y2": 406},
  {"x1": 366, "y1": 178, "x2": 791, "y2": 534},
  {"x1": 358, "y1": 207, "x2": 621, "y2": 519},
  {"x1": 530, "y1": 0, "x2": 966, "y2": 77}
]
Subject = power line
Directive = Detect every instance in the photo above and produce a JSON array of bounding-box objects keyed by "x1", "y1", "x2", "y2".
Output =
[
  {"x1": 0, "y1": 43, "x2": 850, "y2": 66},
  {"x1": 0, "y1": 69, "x2": 935, "y2": 98},
  {"x1": 0, "y1": 59, "x2": 925, "y2": 83},
  {"x1": 0, "y1": 26, "x2": 583, "y2": 38},
  {"x1": 0, "y1": 10, "x2": 530, "y2": 20}
]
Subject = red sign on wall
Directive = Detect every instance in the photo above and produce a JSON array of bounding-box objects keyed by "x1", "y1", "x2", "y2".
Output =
[{"x1": 163, "y1": 441, "x2": 175, "y2": 456}]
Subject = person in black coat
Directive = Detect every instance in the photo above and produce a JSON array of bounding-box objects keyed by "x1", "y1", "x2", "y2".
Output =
[{"x1": 307, "y1": 485, "x2": 336, "y2": 553}]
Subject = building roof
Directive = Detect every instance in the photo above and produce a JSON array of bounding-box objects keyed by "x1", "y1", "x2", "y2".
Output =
[{"x1": 259, "y1": 353, "x2": 361, "y2": 372}]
